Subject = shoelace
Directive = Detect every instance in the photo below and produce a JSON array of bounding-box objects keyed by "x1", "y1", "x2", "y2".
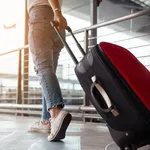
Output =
[
  {"x1": 32, "y1": 120, "x2": 49, "y2": 126},
  {"x1": 32, "y1": 121, "x2": 40, "y2": 126}
]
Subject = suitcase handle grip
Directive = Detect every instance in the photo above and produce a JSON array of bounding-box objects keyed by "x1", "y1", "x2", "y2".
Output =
[
  {"x1": 50, "y1": 21, "x2": 86, "y2": 65},
  {"x1": 50, "y1": 21, "x2": 71, "y2": 33},
  {"x1": 90, "y1": 82, "x2": 119, "y2": 117}
]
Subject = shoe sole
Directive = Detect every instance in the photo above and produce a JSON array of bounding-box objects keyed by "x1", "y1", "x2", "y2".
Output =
[
  {"x1": 48, "y1": 113, "x2": 72, "y2": 141},
  {"x1": 28, "y1": 128, "x2": 50, "y2": 134}
]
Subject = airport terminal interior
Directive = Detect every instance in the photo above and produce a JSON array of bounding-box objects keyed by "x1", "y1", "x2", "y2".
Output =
[{"x1": 0, "y1": 0, "x2": 150, "y2": 149}]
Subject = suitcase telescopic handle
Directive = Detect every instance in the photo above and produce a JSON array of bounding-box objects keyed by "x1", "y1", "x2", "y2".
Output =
[
  {"x1": 50, "y1": 21, "x2": 86, "y2": 65},
  {"x1": 90, "y1": 78, "x2": 119, "y2": 117}
]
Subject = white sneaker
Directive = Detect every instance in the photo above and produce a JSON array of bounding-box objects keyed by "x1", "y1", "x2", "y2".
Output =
[
  {"x1": 28, "y1": 120, "x2": 50, "y2": 134},
  {"x1": 47, "y1": 110, "x2": 72, "y2": 141}
]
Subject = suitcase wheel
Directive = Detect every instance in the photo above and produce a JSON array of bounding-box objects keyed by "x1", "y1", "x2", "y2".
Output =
[{"x1": 120, "y1": 144, "x2": 137, "y2": 150}]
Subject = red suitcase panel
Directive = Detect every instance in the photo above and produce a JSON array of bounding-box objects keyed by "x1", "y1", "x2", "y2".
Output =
[{"x1": 100, "y1": 42, "x2": 150, "y2": 110}]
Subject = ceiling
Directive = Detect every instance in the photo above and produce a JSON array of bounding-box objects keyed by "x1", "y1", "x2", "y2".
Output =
[
  {"x1": 130, "y1": 0, "x2": 150, "y2": 8},
  {"x1": 62, "y1": 0, "x2": 150, "y2": 34}
]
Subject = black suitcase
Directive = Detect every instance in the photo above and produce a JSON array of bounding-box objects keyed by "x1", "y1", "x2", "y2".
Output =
[{"x1": 51, "y1": 21, "x2": 150, "y2": 150}]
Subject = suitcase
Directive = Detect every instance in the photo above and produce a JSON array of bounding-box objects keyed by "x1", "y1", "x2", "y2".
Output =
[{"x1": 51, "y1": 21, "x2": 150, "y2": 150}]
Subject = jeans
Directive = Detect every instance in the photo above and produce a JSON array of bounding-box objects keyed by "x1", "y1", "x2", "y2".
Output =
[{"x1": 28, "y1": 5, "x2": 65, "y2": 120}]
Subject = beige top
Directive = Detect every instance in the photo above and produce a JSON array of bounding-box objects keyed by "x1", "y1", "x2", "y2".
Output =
[{"x1": 27, "y1": 0, "x2": 62, "y2": 13}]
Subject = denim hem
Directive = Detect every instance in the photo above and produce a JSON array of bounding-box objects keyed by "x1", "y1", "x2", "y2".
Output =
[
  {"x1": 41, "y1": 118, "x2": 50, "y2": 121},
  {"x1": 46, "y1": 101, "x2": 64, "y2": 111},
  {"x1": 41, "y1": 112, "x2": 50, "y2": 121}
]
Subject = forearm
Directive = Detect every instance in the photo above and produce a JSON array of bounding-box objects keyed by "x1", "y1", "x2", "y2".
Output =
[{"x1": 48, "y1": 0, "x2": 62, "y2": 15}]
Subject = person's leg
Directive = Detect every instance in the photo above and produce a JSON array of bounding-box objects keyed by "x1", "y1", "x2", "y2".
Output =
[
  {"x1": 28, "y1": 6, "x2": 50, "y2": 133},
  {"x1": 46, "y1": 30, "x2": 72, "y2": 141},
  {"x1": 28, "y1": 5, "x2": 71, "y2": 141},
  {"x1": 28, "y1": 65, "x2": 51, "y2": 132},
  {"x1": 45, "y1": 30, "x2": 64, "y2": 120},
  {"x1": 35, "y1": 32, "x2": 65, "y2": 129},
  {"x1": 28, "y1": 12, "x2": 64, "y2": 134},
  {"x1": 28, "y1": 92, "x2": 50, "y2": 133},
  {"x1": 40, "y1": 31, "x2": 64, "y2": 122}
]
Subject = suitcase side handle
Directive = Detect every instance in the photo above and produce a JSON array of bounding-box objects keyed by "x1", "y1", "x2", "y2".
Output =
[
  {"x1": 90, "y1": 81, "x2": 119, "y2": 117},
  {"x1": 50, "y1": 21, "x2": 86, "y2": 64}
]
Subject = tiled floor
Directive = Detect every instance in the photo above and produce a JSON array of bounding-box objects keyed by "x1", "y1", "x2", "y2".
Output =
[{"x1": 0, "y1": 114, "x2": 149, "y2": 150}]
